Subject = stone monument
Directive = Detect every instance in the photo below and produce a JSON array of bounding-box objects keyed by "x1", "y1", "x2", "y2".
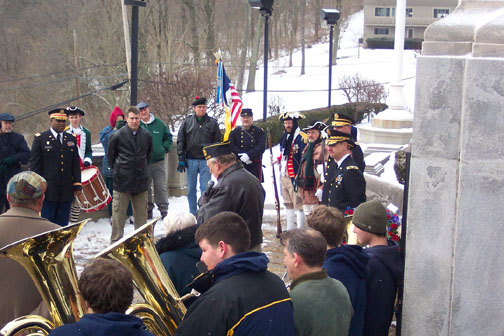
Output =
[{"x1": 403, "y1": 1, "x2": 504, "y2": 335}]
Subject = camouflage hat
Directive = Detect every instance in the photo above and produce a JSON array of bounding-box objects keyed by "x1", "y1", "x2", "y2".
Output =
[
  {"x1": 352, "y1": 200, "x2": 387, "y2": 234},
  {"x1": 7, "y1": 172, "x2": 47, "y2": 201}
]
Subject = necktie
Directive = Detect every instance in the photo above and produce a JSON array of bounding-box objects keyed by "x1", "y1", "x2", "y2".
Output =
[{"x1": 57, "y1": 133, "x2": 61, "y2": 144}]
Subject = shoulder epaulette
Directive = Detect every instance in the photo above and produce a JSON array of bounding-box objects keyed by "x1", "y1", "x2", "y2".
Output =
[
  {"x1": 64, "y1": 126, "x2": 70, "y2": 131},
  {"x1": 299, "y1": 131, "x2": 308, "y2": 143},
  {"x1": 346, "y1": 166, "x2": 359, "y2": 170},
  {"x1": 34, "y1": 133, "x2": 40, "y2": 137}
]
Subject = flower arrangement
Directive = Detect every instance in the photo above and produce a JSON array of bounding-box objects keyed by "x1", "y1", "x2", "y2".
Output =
[{"x1": 386, "y1": 209, "x2": 401, "y2": 242}]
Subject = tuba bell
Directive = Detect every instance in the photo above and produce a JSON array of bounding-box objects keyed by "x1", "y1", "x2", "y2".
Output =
[
  {"x1": 94, "y1": 219, "x2": 186, "y2": 336},
  {"x1": 0, "y1": 220, "x2": 89, "y2": 336}
]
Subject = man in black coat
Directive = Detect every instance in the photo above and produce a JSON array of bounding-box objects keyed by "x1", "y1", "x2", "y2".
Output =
[
  {"x1": 0, "y1": 113, "x2": 30, "y2": 214},
  {"x1": 321, "y1": 127, "x2": 366, "y2": 213},
  {"x1": 197, "y1": 142, "x2": 265, "y2": 251},
  {"x1": 108, "y1": 106, "x2": 153, "y2": 243},
  {"x1": 177, "y1": 97, "x2": 221, "y2": 215},
  {"x1": 330, "y1": 113, "x2": 366, "y2": 172},
  {"x1": 228, "y1": 108, "x2": 266, "y2": 181},
  {"x1": 30, "y1": 109, "x2": 82, "y2": 226}
]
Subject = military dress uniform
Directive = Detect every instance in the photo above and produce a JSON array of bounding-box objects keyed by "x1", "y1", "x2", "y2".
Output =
[
  {"x1": 322, "y1": 155, "x2": 366, "y2": 212},
  {"x1": 228, "y1": 125, "x2": 266, "y2": 181},
  {"x1": 30, "y1": 124, "x2": 81, "y2": 226}
]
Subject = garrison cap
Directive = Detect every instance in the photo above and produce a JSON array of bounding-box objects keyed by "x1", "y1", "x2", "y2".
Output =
[{"x1": 203, "y1": 142, "x2": 233, "y2": 160}]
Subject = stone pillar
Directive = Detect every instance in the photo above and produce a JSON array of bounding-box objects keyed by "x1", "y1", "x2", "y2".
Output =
[
  {"x1": 403, "y1": 1, "x2": 504, "y2": 335},
  {"x1": 166, "y1": 135, "x2": 187, "y2": 197}
]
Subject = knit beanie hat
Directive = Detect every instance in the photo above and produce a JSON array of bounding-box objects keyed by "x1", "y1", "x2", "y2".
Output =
[
  {"x1": 109, "y1": 106, "x2": 124, "y2": 127},
  {"x1": 352, "y1": 200, "x2": 387, "y2": 234}
]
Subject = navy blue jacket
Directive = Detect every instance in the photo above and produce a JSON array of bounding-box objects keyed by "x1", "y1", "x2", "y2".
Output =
[
  {"x1": 49, "y1": 312, "x2": 153, "y2": 336},
  {"x1": 324, "y1": 245, "x2": 369, "y2": 336},
  {"x1": 175, "y1": 252, "x2": 294, "y2": 336},
  {"x1": 155, "y1": 226, "x2": 201, "y2": 302},
  {"x1": 364, "y1": 242, "x2": 403, "y2": 336},
  {"x1": 0, "y1": 131, "x2": 30, "y2": 194},
  {"x1": 99, "y1": 126, "x2": 114, "y2": 178}
]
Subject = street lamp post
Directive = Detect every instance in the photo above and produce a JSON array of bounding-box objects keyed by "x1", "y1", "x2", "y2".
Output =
[
  {"x1": 249, "y1": 0, "x2": 274, "y2": 122},
  {"x1": 124, "y1": 0, "x2": 146, "y2": 106},
  {"x1": 321, "y1": 9, "x2": 340, "y2": 108}
]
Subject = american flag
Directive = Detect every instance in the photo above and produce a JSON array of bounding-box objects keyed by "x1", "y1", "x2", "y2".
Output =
[{"x1": 217, "y1": 60, "x2": 243, "y2": 140}]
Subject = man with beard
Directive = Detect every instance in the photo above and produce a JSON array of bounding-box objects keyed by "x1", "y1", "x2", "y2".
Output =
[
  {"x1": 0, "y1": 113, "x2": 30, "y2": 214},
  {"x1": 294, "y1": 120, "x2": 326, "y2": 217},
  {"x1": 30, "y1": 109, "x2": 82, "y2": 227},
  {"x1": 228, "y1": 108, "x2": 266, "y2": 181},
  {"x1": 278, "y1": 112, "x2": 307, "y2": 230}
]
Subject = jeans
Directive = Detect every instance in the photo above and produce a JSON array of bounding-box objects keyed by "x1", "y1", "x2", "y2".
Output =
[
  {"x1": 186, "y1": 159, "x2": 211, "y2": 215},
  {"x1": 41, "y1": 199, "x2": 73, "y2": 227}
]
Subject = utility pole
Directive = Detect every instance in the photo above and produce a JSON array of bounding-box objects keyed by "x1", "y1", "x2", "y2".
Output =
[
  {"x1": 123, "y1": 0, "x2": 146, "y2": 106},
  {"x1": 73, "y1": 30, "x2": 80, "y2": 104},
  {"x1": 121, "y1": 1, "x2": 132, "y2": 80}
]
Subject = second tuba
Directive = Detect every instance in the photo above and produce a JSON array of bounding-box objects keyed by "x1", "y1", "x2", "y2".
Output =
[
  {"x1": 0, "y1": 220, "x2": 88, "y2": 336},
  {"x1": 94, "y1": 219, "x2": 186, "y2": 336}
]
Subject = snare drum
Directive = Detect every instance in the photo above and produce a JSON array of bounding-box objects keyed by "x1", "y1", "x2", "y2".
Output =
[{"x1": 76, "y1": 165, "x2": 112, "y2": 213}]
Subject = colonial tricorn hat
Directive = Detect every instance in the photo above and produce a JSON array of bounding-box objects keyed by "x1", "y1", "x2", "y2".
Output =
[
  {"x1": 202, "y1": 142, "x2": 233, "y2": 160},
  {"x1": 279, "y1": 111, "x2": 305, "y2": 121},
  {"x1": 240, "y1": 108, "x2": 253, "y2": 117},
  {"x1": 48, "y1": 108, "x2": 68, "y2": 121},
  {"x1": 192, "y1": 96, "x2": 207, "y2": 106},
  {"x1": 324, "y1": 126, "x2": 356, "y2": 147},
  {"x1": 302, "y1": 120, "x2": 327, "y2": 132},
  {"x1": 65, "y1": 106, "x2": 85, "y2": 116},
  {"x1": 332, "y1": 113, "x2": 355, "y2": 127}
]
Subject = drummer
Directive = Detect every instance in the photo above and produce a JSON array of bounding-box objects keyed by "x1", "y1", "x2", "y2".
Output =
[{"x1": 65, "y1": 106, "x2": 93, "y2": 223}]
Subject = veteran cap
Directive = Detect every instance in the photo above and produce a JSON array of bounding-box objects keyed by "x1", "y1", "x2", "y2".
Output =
[
  {"x1": 48, "y1": 108, "x2": 68, "y2": 121},
  {"x1": 202, "y1": 142, "x2": 233, "y2": 160},
  {"x1": 7, "y1": 171, "x2": 47, "y2": 202},
  {"x1": 240, "y1": 108, "x2": 253, "y2": 117},
  {"x1": 65, "y1": 106, "x2": 85, "y2": 116},
  {"x1": 324, "y1": 126, "x2": 356, "y2": 147},
  {"x1": 192, "y1": 96, "x2": 207, "y2": 106},
  {"x1": 332, "y1": 113, "x2": 355, "y2": 127},
  {"x1": 352, "y1": 200, "x2": 388, "y2": 234}
]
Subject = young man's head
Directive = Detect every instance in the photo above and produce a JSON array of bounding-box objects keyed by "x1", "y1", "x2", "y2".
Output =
[
  {"x1": 195, "y1": 212, "x2": 251, "y2": 270},
  {"x1": 281, "y1": 228, "x2": 327, "y2": 281},
  {"x1": 79, "y1": 258, "x2": 134, "y2": 314},
  {"x1": 126, "y1": 106, "x2": 141, "y2": 132},
  {"x1": 192, "y1": 97, "x2": 208, "y2": 118},
  {"x1": 0, "y1": 113, "x2": 15, "y2": 133},
  {"x1": 306, "y1": 205, "x2": 345, "y2": 248},
  {"x1": 6, "y1": 171, "x2": 47, "y2": 212},
  {"x1": 352, "y1": 200, "x2": 388, "y2": 246}
]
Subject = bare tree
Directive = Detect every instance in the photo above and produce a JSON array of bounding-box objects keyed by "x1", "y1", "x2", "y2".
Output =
[{"x1": 300, "y1": 0, "x2": 306, "y2": 75}]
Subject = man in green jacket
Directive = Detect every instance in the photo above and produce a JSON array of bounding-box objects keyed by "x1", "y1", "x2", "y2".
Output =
[
  {"x1": 282, "y1": 228, "x2": 353, "y2": 336},
  {"x1": 138, "y1": 101, "x2": 173, "y2": 219}
]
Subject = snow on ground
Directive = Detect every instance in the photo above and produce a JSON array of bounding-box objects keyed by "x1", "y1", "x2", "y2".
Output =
[{"x1": 73, "y1": 10, "x2": 412, "y2": 269}]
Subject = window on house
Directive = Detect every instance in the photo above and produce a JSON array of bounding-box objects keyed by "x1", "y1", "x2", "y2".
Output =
[
  {"x1": 375, "y1": 7, "x2": 391, "y2": 17},
  {"x1": 434, "y1": 9, "x2": 450, "y2": 18},
  {"x1": 374, "y1": 28, "x2": 390, "y2": 35},
  {"x1": 406, "y1": 8, "x2": 413, "y2": 17}
]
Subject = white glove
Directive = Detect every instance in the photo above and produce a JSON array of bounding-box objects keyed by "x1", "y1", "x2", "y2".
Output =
[
  {"x1": 315, "y1": 188, "x2": 323, "y2": 202},
  {"x1": 239, "y1": 153, "x2": 252, "y2": 165}
]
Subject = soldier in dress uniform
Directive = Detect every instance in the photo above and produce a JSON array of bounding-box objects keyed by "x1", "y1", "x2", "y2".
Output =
[
  {"x1": 228, "y1": 108, "x2": 266, "y2": 181},
  {"x1": 29, "y1": 108, "x2": 82, "y2": 227},
  {"x1": 330, "y1": 113, "x2": 366, "y2": 172},
  {"x1": 320, "y1": 127, "x2": 366, "y2": 213}
]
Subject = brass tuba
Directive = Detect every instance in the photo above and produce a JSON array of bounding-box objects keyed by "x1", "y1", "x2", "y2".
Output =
[
  {"x1": 0, "y1": 220, "x2": 88, "y2": 336},
  {"x1": 94, "y1": 219, "x2": 186, "y2": 336}
]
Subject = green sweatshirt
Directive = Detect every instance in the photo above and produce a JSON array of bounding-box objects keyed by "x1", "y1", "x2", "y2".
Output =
[{"x1": 141, "y1": 114, "x2": 173, "y2": 163}]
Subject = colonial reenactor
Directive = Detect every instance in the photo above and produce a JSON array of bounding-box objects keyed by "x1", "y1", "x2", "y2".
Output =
[
  {"x1": 29, "y1": 109, "x2": 82, "y2": 227},
  {"x1": 197, "y1": 142, "x2": 265, "y2": 251},
  {"x1": 65, "y1": 106, "x2": 92, "y2": 223},
  {"x1": 294, "y1": 121, "x2": 326, "y2": 216},
  {"x1": 321, "y1": 127, "x2": 366, "y2": 212},
  {"x1": 228, "y1": 108, "x2": 266, "y2": 181},
  {"x1": 0, "y1": 113, "x2": 30, "y2": 214},
  {"x1": 278, "y1": 111, "x2": 307, "y2": 230},
  {"x1": 331, "y1": 113, "x2": 366, "y2": 172}
]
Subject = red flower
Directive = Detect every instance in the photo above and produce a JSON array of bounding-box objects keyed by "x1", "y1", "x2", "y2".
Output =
[
  {"x1": 390, "y1": 223, "x2": 398, "y2": 229},
  {"x1": 392, "y1": 234, "x2": 399, "y2": 241}
]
